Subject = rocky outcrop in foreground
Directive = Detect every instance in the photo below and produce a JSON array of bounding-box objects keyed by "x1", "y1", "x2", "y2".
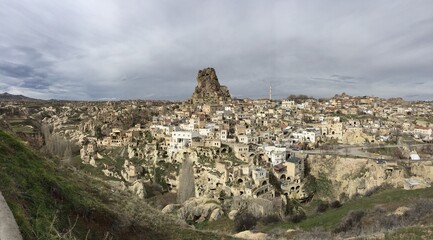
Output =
[
  {"x1": 163, "y1": 197, "x2": 224, "y2": 223},
  {"x1": 233, "y1": 230, "x2": 267, "y2": 240}
]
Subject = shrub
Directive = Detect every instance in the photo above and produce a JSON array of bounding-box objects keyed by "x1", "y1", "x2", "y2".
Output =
[
  {"x1": 291, "y1": 210, "x2": 306, "y2": 223},
  {"x1": 149, "y1": 192, "x2": 177, "y2": 209},
  {"x1": 260, "y1": 214, "x2": 281, "y2": 225},
  {"x1": 144, "y1": 183, "x2": 163, "y2": 198},
  {"x1": 373, "y1": 199, "x2": 433, "y2": 233},
  {"x1": 303, "y1": 175, "x2": 317, "y2": 196},
  {"x1": 339, "y1": 192, "x2": 349, "y2": 203},
  {"x1": 266, "y1": 228, "x2": 286, "y2": 239},
  {"x1": 405, "y1": 199, "x2": 433, "y2": 221},
  {"x1": 269, "y1": 173, "x2": 282, "y2": 196},
  {"x1": 364, "y1": 186, "x2": 382, "y2": 197},
  {"x1": 297, "y1": 228, "x2": 332, "y2": 240},
  {"x1": 393, "y1": 148, "x2": 405, "y2": 159},
  {"x1": 351, "y1": 192, "x2": 361, "y2": 200},
  {"x1": 285, "y1": 198, "x2": 295, "y2": 215},
  {"x1": 421, "y1": 145, "x2": 433, "y2": 154},
  {"x1": 370, "y1": 199, "x2": 433, "y2": 234},
  {"x1": 373, "y1": 205, "x2": 386, "y2": 213},
  {"x1": 333, "y1": 210, "x2": 365, "y2": 234},
  {"x1": 234, "y1": 212, "x2": 258, "y2": 232},
  {"x1": 316, "y1": 202, "x2": 329, "y2": 213},
  {"x1": 330, "y1": 200, "x2": 342, "y2": 208},
  {"x1": 375, "y1": 214, "x2": 404, "y2": 230}
]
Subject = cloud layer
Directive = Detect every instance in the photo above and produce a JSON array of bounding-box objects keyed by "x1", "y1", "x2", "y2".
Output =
[{"x1": 0, "y1": 0, "x2": 432, "y2": 100}]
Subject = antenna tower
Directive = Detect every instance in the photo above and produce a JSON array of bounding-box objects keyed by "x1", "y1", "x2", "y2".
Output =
[{"x1": 269, "y1": 81, "x2": 272, "y2": 100}]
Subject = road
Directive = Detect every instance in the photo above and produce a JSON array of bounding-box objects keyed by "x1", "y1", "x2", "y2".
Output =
[
  {"x1": 302, "y1": 143, "x2": 433, "y2": 159},
  {"x1": 0, "y1": 192, "x2": 22, "y2": 240}
]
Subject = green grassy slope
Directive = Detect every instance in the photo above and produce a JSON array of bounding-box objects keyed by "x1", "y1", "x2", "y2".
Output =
[
  {"x1": 260, "y1": 186, "x2": 433, "y2": 239},
  {"x1": 295, "y1": 188, "x2": 433, "y2": 230},
  {"x1": 0, "y1": 130, "x2": 232, "y2": 240}
]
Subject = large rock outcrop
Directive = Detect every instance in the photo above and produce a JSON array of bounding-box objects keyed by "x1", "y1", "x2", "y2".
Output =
[
  {"x1": 305, "y1": 154, "x2": 433, "y2": 200},
  {"x1": 230, "y1": 196, "x2": 282, "y2": 218},
  {"x1": 191, "y1": 68, "x2": 231, "y2": 104},
  {"x1": 177, "y1": 197, "x2": 224, "y2": 223}
]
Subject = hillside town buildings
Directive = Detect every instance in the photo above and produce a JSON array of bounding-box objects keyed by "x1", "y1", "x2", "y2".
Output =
[{"x1": 2, "y1": 91, "x2": 433, "y2": 205}]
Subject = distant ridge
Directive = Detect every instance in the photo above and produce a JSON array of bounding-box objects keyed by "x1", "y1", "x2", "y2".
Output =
[{"x1": 0, "y1": 92, "x2": 40, "y2": 101}]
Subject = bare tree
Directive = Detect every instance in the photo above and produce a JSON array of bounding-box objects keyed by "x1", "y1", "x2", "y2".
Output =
[
  {"x1": 62, "y1": 143, "x2": 72, "y2": 164},
  {"x1": 177, "y1": 153, "x2": 195, "y2": 204},
  {"x1": 41, "y1": 124, "x2": 52, "y2": 141},
  {"x1": 41, "y1": 123, "x2": 74, "y2": 164}
]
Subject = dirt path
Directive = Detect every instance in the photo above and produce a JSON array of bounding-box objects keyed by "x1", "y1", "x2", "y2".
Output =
[{"x1": 0, "y1": 192, "x2": 22, "y2": 240}]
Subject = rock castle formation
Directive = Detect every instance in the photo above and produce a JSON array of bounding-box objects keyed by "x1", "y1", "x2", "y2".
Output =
[{"x1": 190, "y1": 68, "x2": 231, "y2": 104}]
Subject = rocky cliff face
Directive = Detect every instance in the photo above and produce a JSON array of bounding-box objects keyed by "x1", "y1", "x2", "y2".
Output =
[
  {"x1": 306, "y1": 154, "x2": 433, "y2": 200},
  {"x1": 191, "y1": 68, "x2": 231, "y2": 104}
]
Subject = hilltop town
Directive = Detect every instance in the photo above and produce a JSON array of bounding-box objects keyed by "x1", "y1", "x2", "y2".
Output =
[{"x1": 1, "y1": 68, "x2": 433, "y2": 238}]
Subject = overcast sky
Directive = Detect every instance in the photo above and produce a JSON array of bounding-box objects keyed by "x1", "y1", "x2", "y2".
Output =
[{"x1": 0, "y1": 1, "x2": 432, "y2": 101}]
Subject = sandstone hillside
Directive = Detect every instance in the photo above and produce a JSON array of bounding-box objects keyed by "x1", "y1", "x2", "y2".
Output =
[{"x1": 0, "y1": 129, "x2": 233, "y2": 240}]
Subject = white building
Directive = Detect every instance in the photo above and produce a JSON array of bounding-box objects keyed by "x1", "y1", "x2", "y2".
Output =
[
  {"x1": 291, "y1": 130, "x2": 316, "y2": 143},
  {"x1": 281, "y1": 100, "x2": 295, "y2": 109},
  {"x1": 410, "y1": 153, "x2": 421, "y2": 161},
  {"x1": 198, "y1": 127, "x2": 213, "y2": 137},
  {"x1": 238, "y1": 135, "x2": 249, "y2": 144},
  {"x1": 414, "y1": 126, "x2": 432, "y2": 137},
  {"x1": 264, "y1": 145, "x2": 289, "y2": 166},
  {"x1": 150, "y1": 125, "x2": 171, "y2": 135},
  {"x1": 169, "y1": 131, "x2": 199, "y2": 152}
]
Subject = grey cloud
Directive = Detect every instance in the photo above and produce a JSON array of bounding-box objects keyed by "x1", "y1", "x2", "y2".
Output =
[
  {"x1": 330, "y1": 75, "x2": 356, "y2": 81},
  {"x1": 405, "y1": 93, "x2": 433, "y2": 100},
  {"x1": 0, "y1": 61, "x2": 45, "y2": 79},
  {"x1": 0, "y1": 61, "x2": 53, "y2": 91},
  {"x1": 20, "y1": 78, "x2": 51, "y2": 90},
  {"x1": 0, "y1": 0, "x2": 432, "y2": 100},
  {"x1": 312, "y1": 75, "x2": 358, "y2": 85}
]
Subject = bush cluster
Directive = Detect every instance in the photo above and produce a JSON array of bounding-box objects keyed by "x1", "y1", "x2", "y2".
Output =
[
  {"x1": 364, "y1": 186, "x2": 380, "y2": 197},
  {"x1": 332, "y1": 199, "x2": 433, "y2": 236},
  {"x1": 316, "y1": 202, "x2": 329, "y2": 213},
  {"x1": 374, "y1": 199, "x2": 433, "y2": 230},
  {"x1": 333, "y1": 210, "x2": 365, "y2": 234},
  {"x1": 234, "y1": 212, "x2": 258, "y2": 232},
  {"x1": 290, "y1": 211, "x2": 306, "y2": 223},
  {"x1": 260, "y1": 215, "x2": 281, "y2": 225},
  {"x1": 330, "y1": 200, "x2": 342, "y2": 208}
]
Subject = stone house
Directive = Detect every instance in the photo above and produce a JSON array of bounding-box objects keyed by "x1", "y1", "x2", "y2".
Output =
[
  {"x1": 273, "y1": 156, "x2": 306, "y2": 199},
  {"x1": 321, "y1": 122, "x2": 343, "y2": 142},
  {"x1": 414, "y1": 126, "x2": 432, "y2": 137},
  {"x1": 233, "y1": 143, "x2": 250, "y2": 160}
]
